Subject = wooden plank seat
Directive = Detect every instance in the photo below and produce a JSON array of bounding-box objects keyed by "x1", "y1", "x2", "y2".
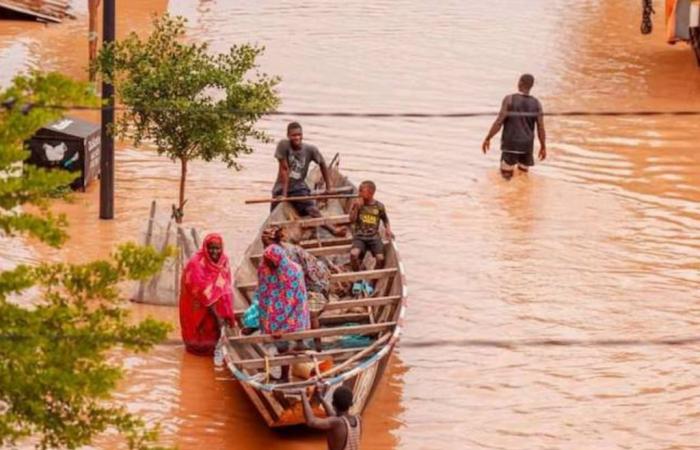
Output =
[
  {"x1": 299, "y1": 236, "x2": 354, "y2": 249},
  {"x1": 227, "y1": 322, "x2": 396, "y2": 346},
  {"x1": 249, "y1": 240, "x2": 389, "y2": 263},
  {"x1": 319, "y1": 312, "x2": 371, "y2": 325},
  {"x1": 236, "y1": 268, "x2": 398, "y2": 291},
  {"x1": 231, "y1": 348, "x2": 361, "y2": 370},
  {"x1": 249, "y1": 244, "x2": 353, "y2": 264},
  {"x1": 322, "y1": 295, "x2": 402, "y2": 311},
  {"x1": 269, "y1": 215, "x2": 350, "y2": 228},
  {"x1": 234, "y1": 295, "x2": 401, "y2": 317}
]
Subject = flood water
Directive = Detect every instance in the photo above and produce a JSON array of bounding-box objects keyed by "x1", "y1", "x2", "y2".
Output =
[{"x1": 1, "y1": 0, "x2": 700, "y2": 448}]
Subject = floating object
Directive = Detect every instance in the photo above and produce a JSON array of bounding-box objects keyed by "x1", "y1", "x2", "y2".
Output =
[
  {"x1": 25, "y1": 116, "x2": 101, "y2": 191},
  {"x1": 220, "y1": 158, "x2": 407, "y2": 427},
  {"x1": 0, "y1": 0, "x2": 73, "y2": 23}
]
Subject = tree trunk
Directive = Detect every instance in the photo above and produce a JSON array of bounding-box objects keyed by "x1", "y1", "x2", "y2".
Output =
[{"x1": 178, "y1": 157, "x2": 187, "y2": 224}]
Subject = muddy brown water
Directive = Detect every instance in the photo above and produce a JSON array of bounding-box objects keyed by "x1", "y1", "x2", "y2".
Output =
[{"x1": 1, "y1": 0, "x2": 700, "y2": 448}]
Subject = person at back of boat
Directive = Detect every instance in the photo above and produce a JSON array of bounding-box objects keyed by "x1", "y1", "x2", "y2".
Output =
[
  {"x1": 349, "y1": 180, "x2": 393, "y2": 274},
  {"x1": 298, "y1": 384, "x2": 362, "y2": 450},
  {"x1": 271, "y1": 121, "x2": 345, "y2": 236},
  {"x1": 482, "y1": 73, "x2": 547, "y2": 179},
  {"x1": 255, "y1": 243, "x2": 310, "y2": 380},
  {"x1": 179, "y1": 233, "x2": 235, "y2": 356}
]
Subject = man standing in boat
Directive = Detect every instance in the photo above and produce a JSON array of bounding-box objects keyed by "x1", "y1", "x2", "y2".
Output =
[
  {"x1": 482, "y1": 74, "x2": 547, "y2": 179},
  {"x1": 272, "y1": 121, "x2": 344, "y2": 236}
]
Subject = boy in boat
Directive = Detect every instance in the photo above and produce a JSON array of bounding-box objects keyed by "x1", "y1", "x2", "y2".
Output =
[
  {"x1": 481, "y1": 73, "x2": 547, "y2": 179},
  {"x1": 272, "y1": 121, "x2": 345, "y2": 236},
  {"x1": 298, "y1": 384, "x2": 362, "y2": 450},
  {"x1": 349, "y1": 180, "x2": 393, "y2": 272}
]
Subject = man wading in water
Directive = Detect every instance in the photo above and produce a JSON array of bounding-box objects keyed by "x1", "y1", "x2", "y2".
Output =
[
  {"x1": 272, "y1": 122, "x2": 345, "y2": 236},
  {"x1": 298, "y1": 384, "x2": 362, "y2": 450},
  {"x1": 482, "y1": 74, "x2": 547, "y2": 179}
]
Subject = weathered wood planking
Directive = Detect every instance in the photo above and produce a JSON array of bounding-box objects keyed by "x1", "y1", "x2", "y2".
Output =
[{"x1": 0, "y1": 0, "x2": 72, "y2": 22}]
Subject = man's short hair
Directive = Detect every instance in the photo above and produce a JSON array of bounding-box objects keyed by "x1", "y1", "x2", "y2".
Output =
[
  {"x1": 359, "y1": 180, "x2": 376, "y2": 193},
  {"x1": 519, "y1": 74, "x2": 535, "y2": 90},
  {"x1": 332, "y1": 386, "x2": 354, "y2": 413},
  {"x1": 287, "y1": 122, "x2": 302, "y2": 134}
]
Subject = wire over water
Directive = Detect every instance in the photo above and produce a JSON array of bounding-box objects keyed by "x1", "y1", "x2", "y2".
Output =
[{"x1": 5, "y1": 101, "x2": 700, "y2": 118}]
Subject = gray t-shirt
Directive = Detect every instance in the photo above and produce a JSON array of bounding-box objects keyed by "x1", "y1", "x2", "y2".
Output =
[
  {"x1": 500, "y1": 93, "x2": 542, "y2": 154},
  {"x1": 273, "y1": 140, "x2": 324, "y2": 192}
]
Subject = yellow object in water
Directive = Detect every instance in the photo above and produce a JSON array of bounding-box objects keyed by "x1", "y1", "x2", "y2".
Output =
[{"x1": 291, "y1": 358, "x2": 333, "y2": 379}]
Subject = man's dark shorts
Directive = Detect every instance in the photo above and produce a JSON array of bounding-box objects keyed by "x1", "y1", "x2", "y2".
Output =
[
  {"x1": 500, "y1": 150, "x2": 534, "y2": 170},
  {"x1": 351, "y1": 236, "x2": 384, "y2": 259},
  {"x1": 271, "y1": 185, "x2": 316, "y2": 215}
]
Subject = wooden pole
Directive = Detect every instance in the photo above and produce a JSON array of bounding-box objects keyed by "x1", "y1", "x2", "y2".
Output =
[
  {"x1": 174, "y1": 233, "x2": 182, "y2": 302},
  {"x1": 87, "y1": 0, "x2": 101, "y2": 81},
  {"x1": 99, "y1": 0, "x2": 115, "y2": 219},
  {"x1": 135, "y1": 200, "x2": 157, "y2": 302},
  {"x1": 245, "y1": 193, "x2": 357, "y2": 205}
]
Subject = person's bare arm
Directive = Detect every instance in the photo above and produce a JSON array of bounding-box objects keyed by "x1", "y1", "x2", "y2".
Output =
[
  {"x1": 314, "y1": 383, "x2": 336, "y2": 417},
  {"x1": 482, "y1": 95, "x2": 510, "y2": 153},
  {"x1": 299, "y1": 389, "x2": 334, "y2": 430},
  {"x1": 380, "y1": 205, "x2": 393, "y2": 239},
  {"x1": 277, "y1": 159, "x2": 290, "y2": 197},
  {"x1": 349, "y1": 199, "x2": 361, "y2": 224},
  {"x1": 536, "y1": 110, "x2": 547, "y2": 160}
]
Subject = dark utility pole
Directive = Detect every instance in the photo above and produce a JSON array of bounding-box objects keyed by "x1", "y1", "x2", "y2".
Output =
[{"x1": 99, "y1": 0, "x2": 115, "y2": 219}]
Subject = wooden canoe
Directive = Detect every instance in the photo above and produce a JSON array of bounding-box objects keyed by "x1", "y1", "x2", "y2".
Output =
[{"x1": 220, "y1": 158, "x2": 407, "y2": 427}]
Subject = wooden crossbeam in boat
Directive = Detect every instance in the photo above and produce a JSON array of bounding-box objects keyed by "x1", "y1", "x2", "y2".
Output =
[
  {"x1": 231, "y1": 348, "x2": 360, "y2": 370},
  {"x1": 269, "y1": 215, "x2": 349, "y2": 228},
  {"x1": 319, "y1": 312, "x2": 370, "y2": 325},
  {"x1": 233, "y1": 296, "x2": 400, "y2": 317},
  {"x1": 227, "y1": 322, "x2": 395, "y2": 346},
  {"x1": 250, "y1": 240, "x2": 389, "y2": 263},
  {"x1": 299, "y1": 236, "x2": 353, "y2": 249},
  {"x1": 236, "y1": 268, "x2": 397, "y2": 291},
  {"x1": 322, "y1": 295, "x2": 402, "y2": 311},
  {"x1": 328, "y1": 268, "x2": 397, "y2": 283},
  {"x1": 249, "y1": 244, "x2": 353, "y2": 264}
]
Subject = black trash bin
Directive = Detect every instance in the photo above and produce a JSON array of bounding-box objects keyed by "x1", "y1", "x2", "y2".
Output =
[{"x1": 25, "y1": 116, "x2": 101, "y2": 191}]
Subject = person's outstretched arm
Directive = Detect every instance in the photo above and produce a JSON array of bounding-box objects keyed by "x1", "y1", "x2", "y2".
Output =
[
  {"x1": 380, "y1": 204, "x2": 393, "y2": 239},
  {"x1": 299, "y1": 389, "x2": 334, "y2": 430}
]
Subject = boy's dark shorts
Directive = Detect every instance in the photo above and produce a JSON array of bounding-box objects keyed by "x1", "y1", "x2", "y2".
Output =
[
  {"x1": 351, "y1": 236, "x2": 385, "y2": 259},
  {"x1": 500, "y1": 150, "x2": 534, "y2": 169},
  {"x1": 271, "y1": 185, "x2": 316, "y2": 215}
]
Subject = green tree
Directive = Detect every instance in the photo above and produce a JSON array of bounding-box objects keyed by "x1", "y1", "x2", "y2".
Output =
[
  {"x1": 0, "y1": 72, "x2": 172, "y2": 449},
  {"x1": 94, "y1": 14, "x2": 280, "y2": 222}
]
